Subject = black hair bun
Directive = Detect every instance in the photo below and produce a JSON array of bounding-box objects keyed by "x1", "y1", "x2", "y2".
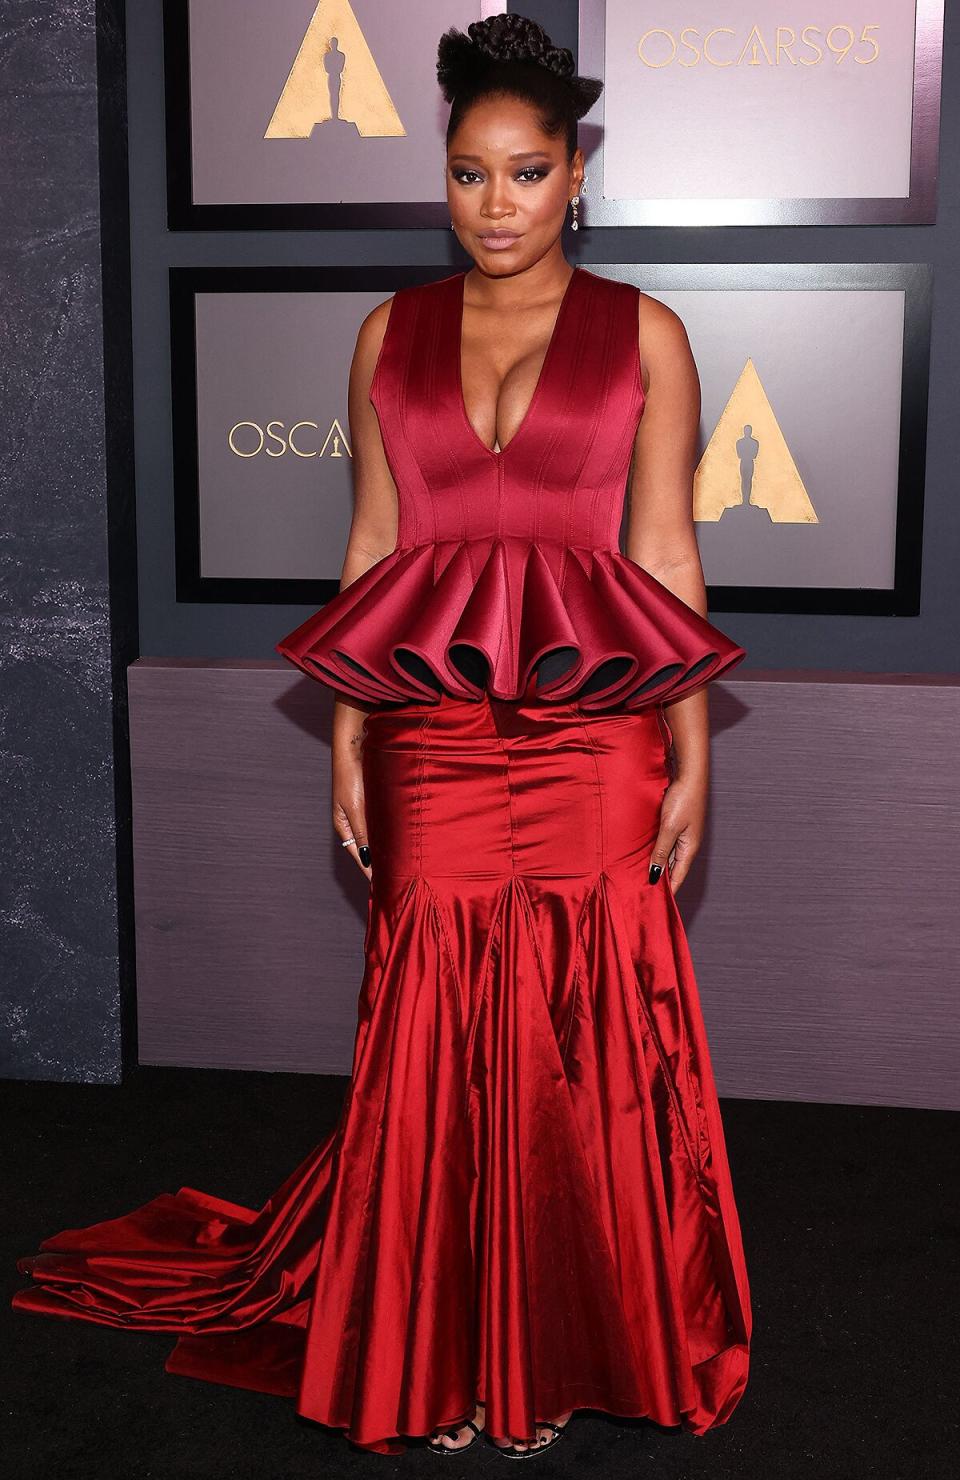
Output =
[{"x1": 437, "y1": 13, "x2": 576, "y2": 103}]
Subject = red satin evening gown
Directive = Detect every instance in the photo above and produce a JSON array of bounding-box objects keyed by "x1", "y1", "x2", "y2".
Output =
[{"x1": 12, "y1": 267, "x2": 752, "y2": 1454}]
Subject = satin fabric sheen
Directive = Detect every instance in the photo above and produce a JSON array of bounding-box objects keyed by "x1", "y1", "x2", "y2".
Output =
[
  {"x1": 12, "y1": 691, "x2": 751, "y2": 1452},
  {"x1": 12, "y1": 267, "x2": 752, "y2": 1452},
  {"x1": 274, "y1": 267, "x2": 746, "y2": 712}
]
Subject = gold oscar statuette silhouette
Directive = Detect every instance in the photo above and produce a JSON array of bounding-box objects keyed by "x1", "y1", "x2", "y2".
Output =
[
  {"x1": 695, "y1": 358, "x2": 818, "y2": 525},
  {"x1": 320, "y1": 419, "x2": 350, "y2": 457},
  {"x1": 266, "y1": 1, "x2": 405, "y2": 139}
]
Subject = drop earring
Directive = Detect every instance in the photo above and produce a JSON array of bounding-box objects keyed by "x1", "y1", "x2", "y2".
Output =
[{"x1": 569, "y1": 174, "x2": 587, "y2": 231}]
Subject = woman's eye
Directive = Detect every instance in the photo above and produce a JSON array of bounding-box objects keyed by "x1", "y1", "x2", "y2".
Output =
[{"x1": 451, "y1": 167, "x2": 549, "y2": 185}]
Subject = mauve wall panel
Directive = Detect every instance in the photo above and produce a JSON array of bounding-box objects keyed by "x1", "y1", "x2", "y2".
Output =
[
  {"x1": 130, "y1": 659, "x2": 370, "y2": 1075},
  {"x1": 691, "y1": 672, "x2": 959, "y2": 1111},
  {"x1": 130, "y1": 662, "x2": 959, "y2": 1109}
]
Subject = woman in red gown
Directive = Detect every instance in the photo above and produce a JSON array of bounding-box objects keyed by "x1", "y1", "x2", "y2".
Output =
[{"x1": 12, "y1": 14, "x2": 751, "y2": 1459}]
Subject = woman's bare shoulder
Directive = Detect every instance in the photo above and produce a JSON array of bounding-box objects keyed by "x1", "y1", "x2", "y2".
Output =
[
  {"x1": 354, "y1": 293, "x2": 396, "y2": 362},
  {"x1": 635, "y1": 291, "x2": 695, "y2": 396},
  {"x1": 636, "y1": 290, "x2": 691, "y2": 347}
]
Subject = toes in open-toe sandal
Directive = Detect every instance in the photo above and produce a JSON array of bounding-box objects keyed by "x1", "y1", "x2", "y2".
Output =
[
  {"x1": 427, "y1": 1417, "x2": 483, "y2": 1455},
  {"x1": 492, "y1": 1418, "x2": 570, "y2": 1459}
]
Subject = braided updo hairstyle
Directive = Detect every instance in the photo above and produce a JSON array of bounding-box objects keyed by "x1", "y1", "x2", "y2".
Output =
[{"x1": 437, "y1": 13, "x2": 602, "y2": 161}]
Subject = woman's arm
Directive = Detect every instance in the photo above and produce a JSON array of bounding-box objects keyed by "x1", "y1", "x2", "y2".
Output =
[
  {"x1": 330, "y1": 297, "x2": 401, "y2": 880},
  {"x1": 624, "y1": 293, "x2": 709, "y2": 891}
]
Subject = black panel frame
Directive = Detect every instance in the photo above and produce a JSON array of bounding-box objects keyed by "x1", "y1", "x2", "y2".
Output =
[
  {"x1": 170, "y1": 262, "x2": 930, "y2": 616},
  {"x1": 577, "y1": 0, "x2": 944, "y2": 228},
  {"x1": 164, "y1": 0, "x2": 481, "y2": 230}
]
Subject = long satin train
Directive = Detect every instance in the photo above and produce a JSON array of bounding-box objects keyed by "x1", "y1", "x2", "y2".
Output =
[{"x1": 12, "y1": 692, "x2": 752, "y2": 1454}]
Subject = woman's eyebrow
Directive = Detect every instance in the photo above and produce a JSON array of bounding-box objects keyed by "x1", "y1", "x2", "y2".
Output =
[{"x1": 448, "y1": 150, "x2": 553, "y2": 163}]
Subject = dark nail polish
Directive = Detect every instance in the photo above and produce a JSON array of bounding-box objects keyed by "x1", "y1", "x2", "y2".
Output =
[
  {"x1": 648, "y1": 862, "x2": 663, "y2": 884},
  {"x1": 358, "y1": 845, "x2": 371, "y2": 867}
]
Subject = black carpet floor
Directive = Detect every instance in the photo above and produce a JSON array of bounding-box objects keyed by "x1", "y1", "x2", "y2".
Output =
[{"x1": 2, "y1": 1067, "x2": 957, "y2": 1480}]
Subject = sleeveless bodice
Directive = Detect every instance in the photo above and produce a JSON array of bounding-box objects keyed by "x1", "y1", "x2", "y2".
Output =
[
  {"x1": 276, "y1": 267, "x2": 746, "y2": 710},
  {"x1": 368, "y1": 265, "x2": 641, "y2": 549}
]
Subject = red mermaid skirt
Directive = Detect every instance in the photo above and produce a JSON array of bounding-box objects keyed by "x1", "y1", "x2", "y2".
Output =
[{"x1": 11, "y1": 687, "x2": 752, "y2": 1453}]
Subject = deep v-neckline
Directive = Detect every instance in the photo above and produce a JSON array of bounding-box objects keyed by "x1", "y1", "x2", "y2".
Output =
[{"x1": 455, "y1": 266, "x2": 581, "y2": 461}]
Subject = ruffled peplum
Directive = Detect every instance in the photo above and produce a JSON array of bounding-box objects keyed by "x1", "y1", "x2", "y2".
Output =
[{"x1": 276, "y1": 537, "x2": 746, "y2": 711}]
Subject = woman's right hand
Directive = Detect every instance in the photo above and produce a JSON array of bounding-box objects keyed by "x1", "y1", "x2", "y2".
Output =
[
  {"x1": 332, "y1": 701, "x2": 373, "y2": 882},
  {"x1": 324, "y1": 296, "x2": 400, "y2": 884}
]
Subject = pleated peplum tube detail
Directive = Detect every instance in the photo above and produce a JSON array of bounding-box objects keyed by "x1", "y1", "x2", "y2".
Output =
[
  {"x1": 13, "y1": 689, "x2": 751, "y2": 1453},
  {"x1": 275, "y1": 536, "x2": 747, "y2": 713}
]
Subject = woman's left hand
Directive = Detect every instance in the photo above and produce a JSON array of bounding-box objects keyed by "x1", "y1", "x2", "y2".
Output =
[{"x1": 648, "y1": 773, "x2": 707, "y2": 891}]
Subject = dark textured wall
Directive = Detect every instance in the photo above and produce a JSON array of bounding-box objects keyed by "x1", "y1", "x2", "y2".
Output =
[{"x1": 0, "y1": 1, "x2": 137, "y2": 1082}]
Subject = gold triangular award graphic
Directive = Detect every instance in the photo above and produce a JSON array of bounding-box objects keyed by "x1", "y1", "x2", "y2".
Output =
[
  {"x1": 320, "y1": 418, "x2": 351, "y2": 457},
  {"x1": 694, "y1": 358, "x2": 818, "y2": 524},
  {"x1": 266, "y1": 0, "x2": 404, "y2": 139}
]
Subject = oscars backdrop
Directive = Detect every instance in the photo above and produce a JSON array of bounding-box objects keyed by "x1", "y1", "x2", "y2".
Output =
[
  {"x1": 577, "y1": 0, "x2": 944, "y2": 223},
  {"x1": 170, "y1": 263, "x2": 930, "y2": 617},
  {"x1": 119, "y1": 2, "x2": 955, "y2": 1111},
  {"x1": 165, "y1": 0, "x2": 511, "y2": 225}
]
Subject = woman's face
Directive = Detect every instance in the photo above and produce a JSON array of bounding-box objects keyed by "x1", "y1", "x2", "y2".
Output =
[{"x1": 446, "y1": 94, "x2": 583, "y2": 274}]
